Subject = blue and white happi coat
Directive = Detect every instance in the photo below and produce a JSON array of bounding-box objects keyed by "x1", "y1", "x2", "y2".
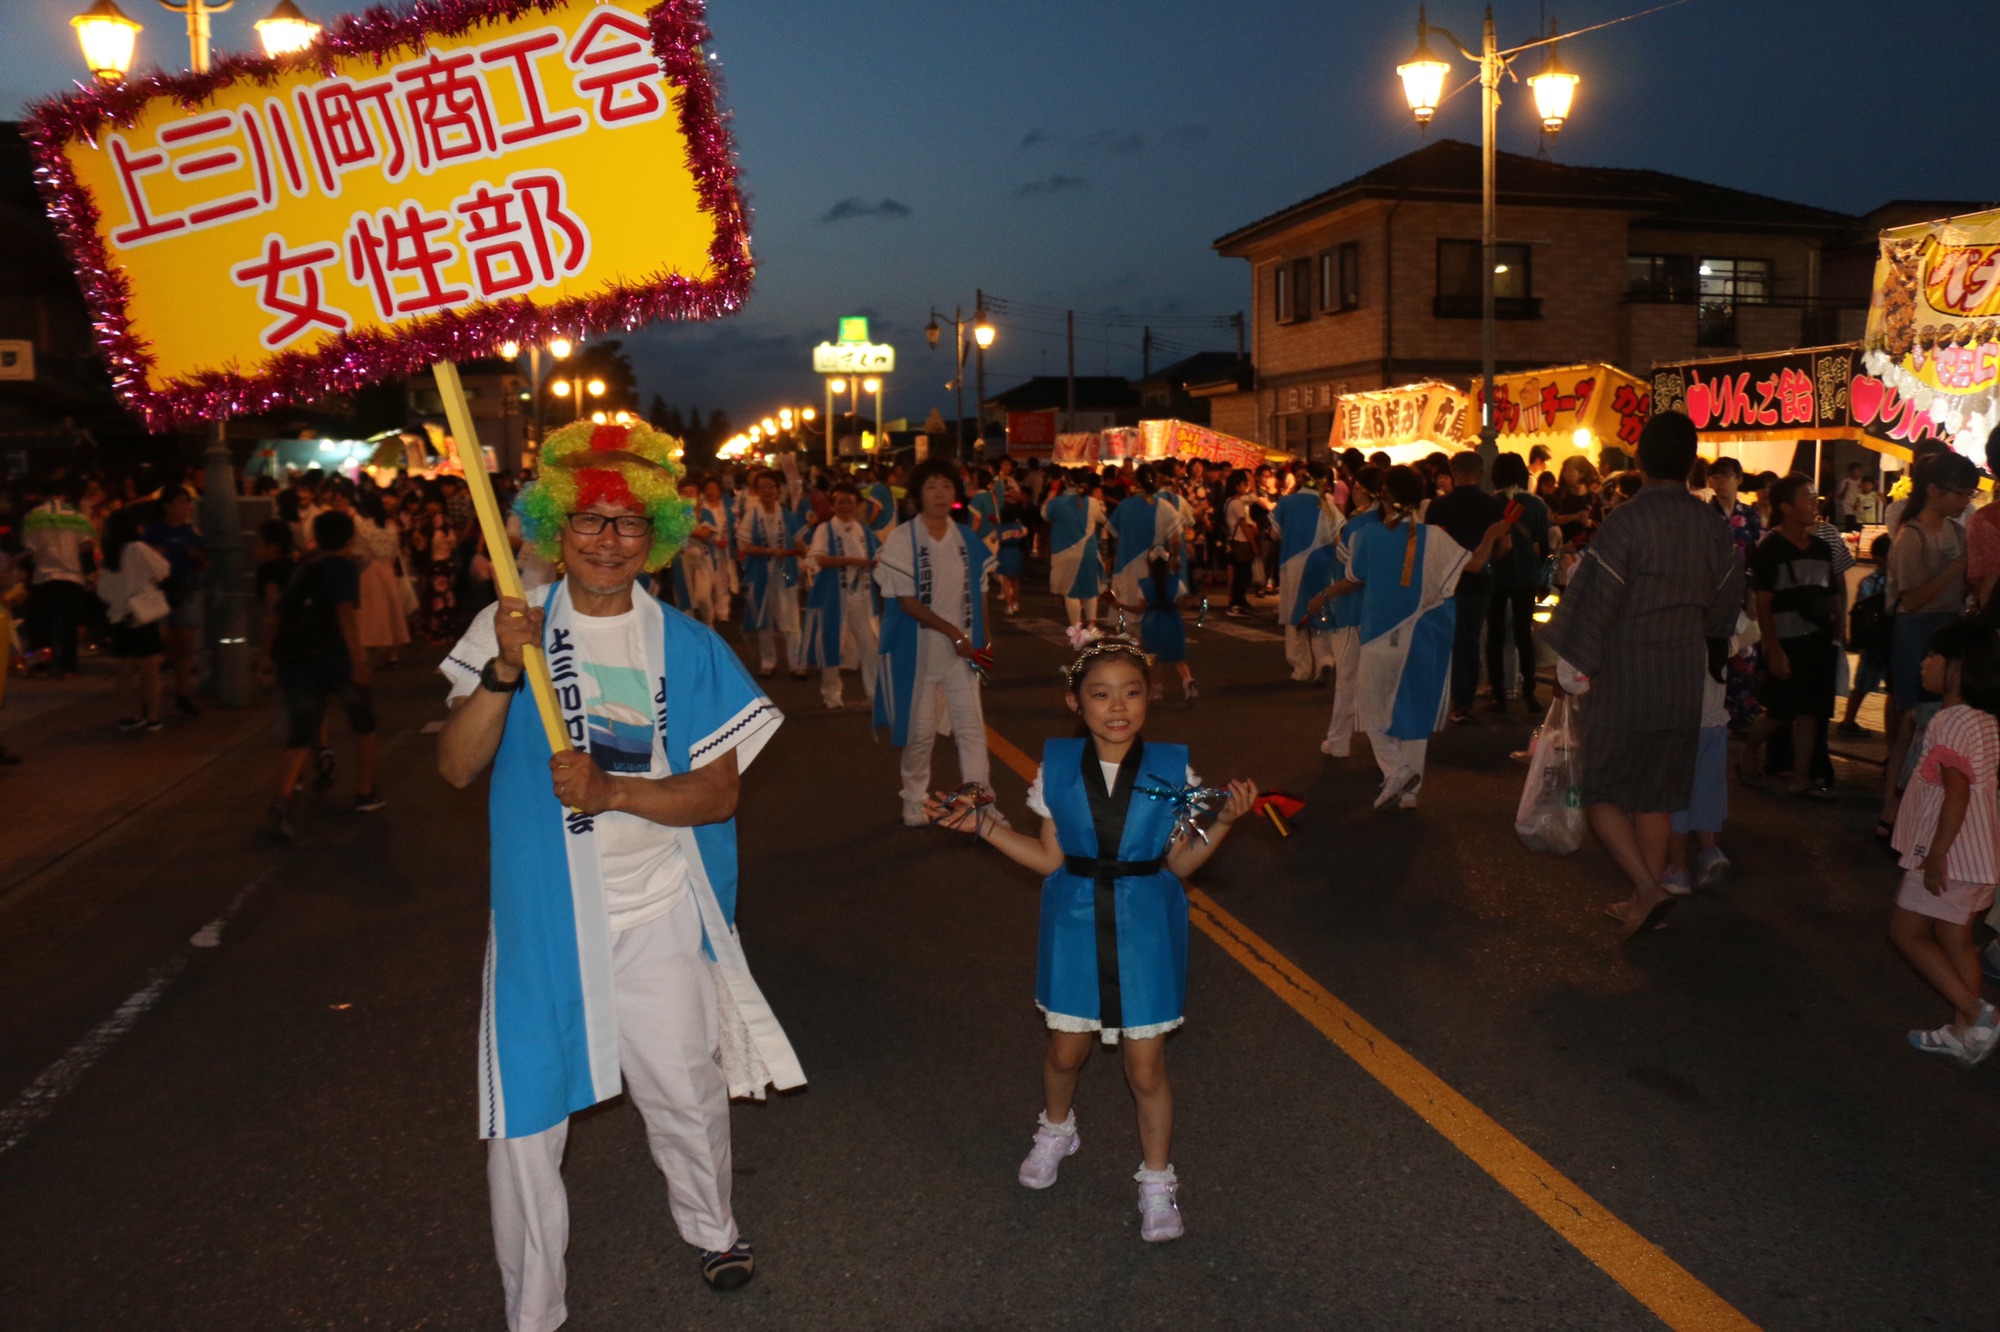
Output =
[
  {"x1": 1043, "y1": 491, "x2": 1103, "y2": 599},
  {"x1": 449, "y1": 582, "x2": 801, "y2": 1140},
  {"x1": 872, "y1": 518, "x2": 993, "y2": 747},
  {"x1": 1109, "y1": 493, "x2": 1182, "y2": 606},
  {"x1": 1034, "y1": 737, "x2": 1190, "y2": 1042},
  {"x1": 1348, "y1": 518, "x2": 1470, "y2": 741},
  {"x1": 802, "y1": 518, "x2": 880, "y2": 668},
  {"x1": 1273, "y1": 489, "x2": 1343, "y2": 625},
  {"x1": 737, "y1": 503, "x2": 805, "y2": 632}
]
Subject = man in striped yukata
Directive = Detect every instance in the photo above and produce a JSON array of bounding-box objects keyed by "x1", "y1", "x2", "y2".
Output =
[{"x1": 1541, "y1": 413, "x2": 1743, "y2": 940}]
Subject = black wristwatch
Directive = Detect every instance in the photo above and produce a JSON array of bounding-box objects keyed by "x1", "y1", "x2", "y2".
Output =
[{"x1": 479, "y1": 657, "x2": 524, "y2": 694}]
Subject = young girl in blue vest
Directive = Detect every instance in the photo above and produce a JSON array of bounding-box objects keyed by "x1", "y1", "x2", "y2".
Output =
[{"x1": 927, "y1": 632, "x2": 1256, "y2": 1242}]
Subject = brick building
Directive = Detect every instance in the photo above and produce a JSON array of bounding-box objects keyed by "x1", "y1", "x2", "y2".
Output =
[{"x1": 1209, "y1": 139, "x2": 1869, "y2": 456}]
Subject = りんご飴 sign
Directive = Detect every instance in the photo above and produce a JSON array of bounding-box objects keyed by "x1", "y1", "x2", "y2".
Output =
[{"x1": 25, "y1": 0, "x2": 749, "y2": 429}]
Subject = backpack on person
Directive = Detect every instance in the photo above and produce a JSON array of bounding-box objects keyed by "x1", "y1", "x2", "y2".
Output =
[
  {"x1": 269, "y1": 555, "x2": 344, "y2": 665},
  {"x1": 1850, "y1": 586, "x2": 1893, "y2": 660}
]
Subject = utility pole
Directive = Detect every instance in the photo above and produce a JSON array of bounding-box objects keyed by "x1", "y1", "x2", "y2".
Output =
[
  {"x1": 1232, "y1": 311, "x2": 1244, "y2": 357},
  {"x1": 1065, "y1": 309, "x2": 1075, "y2": 433},
  {"x1": 1142, "y1": 326, "x2": 1151, "y2": 379},
  {"x1": 974, "y1": 288, "x2": 987, "y2": 457}
]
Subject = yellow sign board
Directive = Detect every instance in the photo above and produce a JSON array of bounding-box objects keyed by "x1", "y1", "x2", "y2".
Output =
[{"x1": 27, "y1": 0, "x2": 750, "y2": 428}]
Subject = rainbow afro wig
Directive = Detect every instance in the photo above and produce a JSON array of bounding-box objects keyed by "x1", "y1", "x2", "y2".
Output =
[{"x1": 514, "y1": 419, "x2": 696, "y2": 573}]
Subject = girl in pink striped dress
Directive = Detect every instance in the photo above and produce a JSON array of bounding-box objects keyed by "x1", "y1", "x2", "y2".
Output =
[{"x1": 1891, "y1": 619, "x2": 2000, "y2": 1066}]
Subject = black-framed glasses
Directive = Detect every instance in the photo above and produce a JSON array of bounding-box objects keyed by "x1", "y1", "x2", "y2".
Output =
[{"x1": 566, "y1": 512, "x2": 653, "y2": 538}]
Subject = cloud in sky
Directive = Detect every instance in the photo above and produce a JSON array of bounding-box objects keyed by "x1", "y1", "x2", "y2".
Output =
[
  {"x1": 1015, "y1": 174, "x2": 1088, "y2": 198},
  {"x1": 1163, "y1": 124, "x2": 1211, "y2": 147},
  {"x1": 1019, "y1": 127, "x2": 1053, "y2": 148},
  {"x1": 818, "y1": 197, "x2": 913, "y2": 223},
  {"x1": 1079, "y1": 129, "x2": 1146, "y2": 156}
]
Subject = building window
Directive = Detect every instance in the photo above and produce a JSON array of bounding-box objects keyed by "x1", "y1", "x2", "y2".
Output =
[
  {"x1": 1273, "y1": 264, "x2": 1292, "y2": 324},
  {"x1": 1626, "y1": 253, "x2": 1697, "y2": 303},
  {"x1": 1319, "y1": 242, "x2": 1361, "y2": 313},
  {"x1": 1696, "y1": 256, "x2": 1773, "y2": 346},
  {"x1": 1434, "y1": 240, "x2": 1537, "y2": 318},
  {"x1": 1281, "y1": 411, "x2": 1334, "y2": 457}
]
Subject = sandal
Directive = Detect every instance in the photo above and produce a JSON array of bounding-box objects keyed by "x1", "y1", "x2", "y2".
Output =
[
  {"x1": 1874, "y1": 819, "x2": 1895, "y2": 842},
  {"x1": 1909, "y1": 1024, "x2": 1967, "y2": 1060},
  {"x1": 1795, "y1": 783, "x2": 1837, "y2": 803}
]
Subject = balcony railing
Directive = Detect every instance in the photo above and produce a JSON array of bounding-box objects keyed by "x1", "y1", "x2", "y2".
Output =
[{"x1": 1432, "y1": 295, "x2": 1542, "y2": 320}]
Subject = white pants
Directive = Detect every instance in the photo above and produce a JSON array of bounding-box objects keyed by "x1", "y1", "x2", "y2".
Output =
[
  {"x1": 755, "y1": 585, "x2": 802, "y2": 672},
  {"x1": 823, "y1": 589, "x2": 880, "y2": 707},
  {"x1": 679, "y1": 550, "x2": 717, "y2": 625},
  {"x1": 1325, "y1": 626, "x2": 1360, "y2": 755},
  {"x1": 1285, "y1": 624, "x2": 1337, "y2": 681},
  {"x1": 899, "y1": 641, "x2": 989, "y2": 811},
  {"x1": 487, "y1": 894, "x2": 735, "y2": 1332},
  {"x1": 1063, "y1": 596, "x2": 1097, "y2": 628},
  {"x1": 1367, "y1": 731, "x2": 1428, "y2": 791}
]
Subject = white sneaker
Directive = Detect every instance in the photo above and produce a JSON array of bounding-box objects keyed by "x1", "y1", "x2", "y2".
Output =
[
  {"x1": 1373, "y1": 769, "x2": 1419, "y2": 810},
  {"x1": 1135, "y1": 1165, "x2": 1183, "y2": 1242},
  {"x1": 1017, "y1": 1112, "x2": 1079, "y2": 1189},
  {"x1": 1661, "y1": 870, "x2": 1693, "y2": 897},
  {"x1": 902, "y1": 804, "x2": 930, "y2": 828},
  {"x1": 1695, "y1": 846, "x2": 1731, "y2": 886}
]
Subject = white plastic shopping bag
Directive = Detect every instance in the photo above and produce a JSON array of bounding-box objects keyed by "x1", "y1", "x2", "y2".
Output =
[{"x1": 1515, "y1": 694, "x2": 1584, "y2": 855}]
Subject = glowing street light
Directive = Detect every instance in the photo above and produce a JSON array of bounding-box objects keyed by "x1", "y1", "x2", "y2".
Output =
[
  {"x1": 972, "y1": 322, "x2": 995, "y2": 351},
  {"x1": 71, "y1": 0, "x2": 141, "y2": 85},
  {"x1": 1395, "y1": 7, "x2": 1450, "y2": 128},
  {"x1": 1392, "y1": 5, "x2": 1589, "y2": 477},
  {"x1": 548, "y1": 336, "x2": 573, "y2": 359},
  {"x1": 254, "y1": 0, "x2": 319, "y2": 57},
  {"x1": 802, "y1": 407, "x2": 817, "y2": 422},
  {"x1": 499, "y1": 340, "x2": 521, "y2": 360},
  {"x1": 762, "y1": 416, "x2": 777, "y2": 434},
  {"x1": 829, "y1": 377, "x2": 847, "y2": 394},
  {"x1": 1527, "y1": 30, "x2": 1579, "y2": 133},
  {"x1": 585, "y1": 378, "x2": 606, "y2": 397},
  {"x1": 550, "y1": 380, "x2": 571, "y2": 397}
]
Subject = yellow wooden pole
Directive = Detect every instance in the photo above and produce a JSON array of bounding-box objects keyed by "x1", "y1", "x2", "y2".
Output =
[{"x1": 433, "y1": 360, "x2": 571, "y2": 756}]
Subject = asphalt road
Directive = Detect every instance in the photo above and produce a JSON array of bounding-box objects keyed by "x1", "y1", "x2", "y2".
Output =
[{"x1": 1, "y1": 585, "x2": 1995, "y2": 1331}]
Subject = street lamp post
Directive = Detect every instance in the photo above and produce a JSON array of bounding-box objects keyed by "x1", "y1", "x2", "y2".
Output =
[
  {"x1": 1396, "y1": 5, "x2": 1577, "y2": 481},
  {"x1": 71, "y1": 0, "x2": 328, "y2": 708},
  {"x1": 925, "y1": 303, "x2": 995, "y2": 459}
]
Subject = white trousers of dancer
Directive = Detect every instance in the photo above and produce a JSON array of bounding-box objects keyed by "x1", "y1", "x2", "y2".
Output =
[
  {"x1": 487, "y1": 893, "x2": 735, "y2": 1332},
  {"x1": 679, "y1": 550, "x2": 719, "y2": 626},
  {"x1": 1366, "y1": 731, "x2": 1429, "y2": 792},
  {"x1": 899, "y1": 638, "x2": 990, "y2": 812},
  {"x1": 754, "y1": 585, "x2": 802, "y2": 673},
  {"x1": 1325, "y1": 626, "x2": 1360, "y2": 756},
  {"x1": 1063, "y1": 595, "x2": 1098, "y2": 628},
  {"x1": 822, "y1": 587, "x2": 880, "y2": 707},
  {"x1": 1285, "y1": 624, "x2": 1337, "y2": 681}
]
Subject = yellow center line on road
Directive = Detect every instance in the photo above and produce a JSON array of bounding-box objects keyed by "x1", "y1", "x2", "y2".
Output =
[{"x1": 984, "y1": 724, "x2": 1758, "y2": 1332}]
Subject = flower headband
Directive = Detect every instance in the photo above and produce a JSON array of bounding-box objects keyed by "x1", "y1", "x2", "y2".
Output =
[{"x1": 1060, "y1": 625, "x2": 1155, "y2": 687}]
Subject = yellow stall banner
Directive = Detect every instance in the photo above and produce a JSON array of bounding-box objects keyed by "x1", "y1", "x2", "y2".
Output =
[
  {"x1": 1863, "y1": 206, "x2": 2000, "y2": 452},
  {"x1": 26, "y1": 0, "x2": 749, "y2": 428},
  {"x1": 1331, "y1": 381, "x2": 1473, "y2": 454}
]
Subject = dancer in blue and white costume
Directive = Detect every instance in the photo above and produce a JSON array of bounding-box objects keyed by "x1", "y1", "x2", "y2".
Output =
[
  {"x1": 1326, "y1": 465, "x2": 1508, "y2": 809},
  {"x1": 1272, "y1": 462, "x2": 1344, "y2": 682},
  {"x1": 735, "y1": 469, "x2": 808, "y2": 677},
  {"x1": 875, "y1": 460, "x2": 996, "y2": 826},
  {"x1": 1043, "y1": 470, "x2": 1106, "y2": 628},
  {"x1": 437, "y1": 425, "x2": 800, "y2": 1328},
  {"x1": 802, "y1": 484, "x2": 880, "y2": 710},
  {"x1": 1301, "y1": 465, "x2": 1384, "y2": 757},
  {"x1": 929, "y1": 630, "x2": 1256, "y2": 1244},
  {"x1": 1108, "y1": 464, "x2": 1185, "y2": 609}
]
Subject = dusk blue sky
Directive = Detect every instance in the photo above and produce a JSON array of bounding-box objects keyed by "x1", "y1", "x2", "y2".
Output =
[{"x1": 4, "y1": 0, "x2": 1997, "y2": 427}]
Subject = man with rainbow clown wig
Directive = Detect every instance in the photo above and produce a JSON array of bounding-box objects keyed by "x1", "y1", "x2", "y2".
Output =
[{"x1": 437, "y1": 419, "x2": 801, "y2": 1330}]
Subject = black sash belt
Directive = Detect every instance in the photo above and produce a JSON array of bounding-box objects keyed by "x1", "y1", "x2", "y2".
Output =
[{"x1": 1064, "y1": 855, "x2": 1165, "y2": 880}]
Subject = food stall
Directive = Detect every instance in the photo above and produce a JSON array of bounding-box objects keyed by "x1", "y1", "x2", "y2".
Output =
[
  {"x1": 1863, "y1": 205, "x2": 2000, "y2": 460},
  {"x1": 1327, "y1": 363, "x2": 1650, "y2": 463},
  {"x1": 1044, "y1": 418, "x2": 1269, "y2": 469}
]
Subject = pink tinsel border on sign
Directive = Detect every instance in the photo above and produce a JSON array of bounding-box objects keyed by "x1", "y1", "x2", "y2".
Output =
[{"x1": 21, "y1": 0, "x2": 753, "y2": 432}]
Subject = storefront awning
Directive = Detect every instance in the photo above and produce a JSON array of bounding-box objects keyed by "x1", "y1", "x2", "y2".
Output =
[{"x1": 1649, "y1": 344, "x2": 1943, "y2": 461}]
